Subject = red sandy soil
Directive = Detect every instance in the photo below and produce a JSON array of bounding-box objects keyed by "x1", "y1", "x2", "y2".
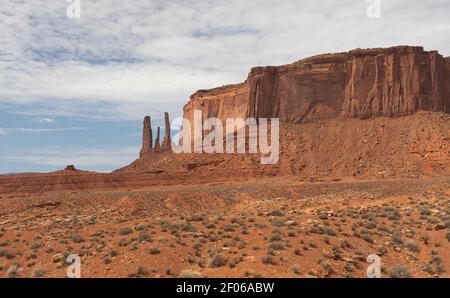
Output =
[{"x1": 0, "y1": 176, "x2": 448, "y2": 278}]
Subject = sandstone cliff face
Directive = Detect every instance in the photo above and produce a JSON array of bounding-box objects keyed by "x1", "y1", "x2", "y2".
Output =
[
  {"x1": 446, "y1": 57, "x2": 450, "y2": 99},
  {"x1": 183, "y1": 46, "x2": 449, "y2": 124}
]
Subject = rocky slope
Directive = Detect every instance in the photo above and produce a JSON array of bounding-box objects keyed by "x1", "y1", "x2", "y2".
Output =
[{"x1": 118, "y1": 111, "x2": 450, "y2": 179}]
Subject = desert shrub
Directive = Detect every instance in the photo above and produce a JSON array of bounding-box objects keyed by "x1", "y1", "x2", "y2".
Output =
[
  {"x1": 271, "y1": 218, "x2": 285, "y2": 227},
  {"x1": 318, "y1": 212, "x2": 328, "y2": 220},
  {"x1": 390, "y1": 265, "x2": 411, "y2": 278},
  {"x1": 194, "y1": 249, "x2": 201, "y2": 257},
  {"x1": 391, "y1": 231, "x2": 403, "y2": 245},
  {"x1": 205, "y1": 223, "x2": 216, "y2": 229},
  {"x1": 268, "y1": 210, "x2": 284, "y2": 217},
  {"x1": 420, "y1": 235, "x2": 429, "y2": 245},
  {"x1": 224, "y1": 225, "x2": 235, "y2": 232},
  {"x1": 360, "y1": 233, "x2": 374, "y2": 244},
  {"x1": 261, "y1": 255, "x2": 277, "y2": 265},
  {"x1": 178, "y1": 270, "x2": 203, "y2": 278},
  {"x1": 137, "y1": 233, "x2": 151, "y2": 242},
  {"x1": 148, "y1": 247, "x2": 160, "y2": 255},
  {"x1": 182, "y1": 224, "x2": 198, "y2": 233},
  {"x1": 32, "y1": 266, "x2": 46, "y2": 278},
  {"x1": 344, "y1": 262, "x2": 353, "y2": 272},
  {"x1": 406, "y1": 241, "x2": 420, "y2": 253},
  {"x1": 0, "y1": 250, "x2": 16, "y2": 259},
  {"x1": 446, "y1": 232, "x2": 450, "y2": 242},
  {"x1": 339, "y1": 239, "x2": 350, "y2": 249},
  {"x1": 309, "y1": 241, "x2": 317, "y2": 248},
  {"x1": 292, "y1": 265, "x2": 301, "y2": 275},
  {"x1": 419, "y1": 208, "x2": 431, "y2": 216},
  {"x1": 31, "y1": 242, "x2": 43, "y2": 251},
  {"x1": 323, "y1": 227, "x2": 337, "y2": 236},
  {"x1": 311, "y1": 225, "x2": 337, "y2": 236},
  {"x1": 135, "y1": 266, "x2": 149, "y2": 277},
  {"x1": 187, "y1": 213, "x2": 205, "y2": 222},
  {"x1": 209, "y1": 255, "x2": 227, "y2": 268},
  {"x1": 118, "y1": 238, "x2": 129, "y2": 247},
  {"x1": 269, "y1": 233, "x2": 283, "y2": 242},
  {"x1": 387, "y1": 211, "x2": 401, "y2": 221},
  {"x1": 119, "y1": 227, "x2": 133, "y2": 236},
  {"x1": 6, "y1": 264, "x2": 21, "y2": 278},
  {"x1": 355, "y1": 249, "x2": 365, "y2": 256},
  {"x1": 71, "y1": 234, "x2": 85, "y2": 243},
  {"x1": 319, "y1": 261, "x2": 333, "y2": 274},
  {"x1": 268, "y1": 241, "x2": 285, "y2": 251}
]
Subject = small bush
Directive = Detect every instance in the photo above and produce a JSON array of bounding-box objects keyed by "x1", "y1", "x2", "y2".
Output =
[
  {"x1": 148, "y1": 247, "x2": 160, "y2": 255},
  {"x1": 6, "y1": 264, "x2": 21, "y2": 278},
  {"x1": 262, "y1": 255, "x2": 277, "y2": 265},
  {"x1": 391, "y1": 231, "x2": 403, "y2": 245},
  {"x1": 390, "y1": 265, "x2": 411, "y2": 278},
  {"x1": 32, "y1": 266, "x2": 46, "y2": 278},
  {"x1": 178, "y1": 270, "x2": 203, "y2": 278},
  {"x1": 319, "y1": 261, "x2": 333, "y2": 275},
  {"x1": 209, "y1": 255, "x2": 227, "y2": 268},
  {"x1": 188, "y1": 213, "x2": 205, "y2": 222},
  {"x1": 137, "y1": 233, "x2": 151, "y2": 242},
  {"x1": 71, "y1": 234, "x2": 85, "y2": 243},
  {"x1": 361, "y1": 233, "x2": 374, "y2": 244},
  {"x1": 292, "y1": 265, "x2": 301, "y2": 275},
  {"x1": 268, "y1": 241, "x2": 285, "y2": 251},
  {"x1": 182, "y1": 224, "x2": 198, "y2": 233},
  {"x1": 406, "y1": 241, "x2": 420, "y2": 253},
  {"x1": 119, "y1": 227, "x2": 133, "y2": 236},
  {"x1": 110, "y1": 250, "x2": 118, "y2": 257},
  {"x1": 420, "y1": 208, "x2": 431, "y2": 216},
  {"x1": 269, "y1": 233, "x2": 283, "y2": 242},
  {"x1": 268, "y1": 210, "x2": 284, "y2": 217}
]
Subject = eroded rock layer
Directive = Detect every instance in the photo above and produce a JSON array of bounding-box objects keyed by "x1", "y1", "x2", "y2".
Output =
[{"x1": 184, "y1": 46, "x2": 449, "y2": 124}]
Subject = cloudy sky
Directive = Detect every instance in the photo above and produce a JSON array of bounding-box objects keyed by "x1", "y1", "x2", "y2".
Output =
[{"x1": 0, "y1": 0, "x2": 449, "y2": 173}]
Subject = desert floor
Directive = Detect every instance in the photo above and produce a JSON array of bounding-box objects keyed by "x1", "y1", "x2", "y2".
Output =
[{"x1": 0, "y1": 176, "x2": 449, "y2": 278}]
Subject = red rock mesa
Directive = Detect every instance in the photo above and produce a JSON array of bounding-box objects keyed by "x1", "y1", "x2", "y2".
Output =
[{"x1": 183, "y1": 46, "x2": 449, "y2": 125}]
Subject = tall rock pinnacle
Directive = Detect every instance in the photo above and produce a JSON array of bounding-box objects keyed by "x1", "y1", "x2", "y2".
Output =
[
  {"x1": 161, "y1": 112, "x2": 172, "y2": 150},
  {"x1": 139, "y1": 116, "x2": 153, "y2": 157},
  {"x1": 154, "y1": 126, "x2": 161, "y2": 151}
]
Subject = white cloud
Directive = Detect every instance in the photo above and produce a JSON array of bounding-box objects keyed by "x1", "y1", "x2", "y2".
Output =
[
  {"x1": 0, "y1": 0, "x2": 449, "y2": 119},
  {"x1": 35, "y1": 117, "x2": 56, "y2": 123},
  {"x1": 0, "y1": 127, "x2": 86, "y2": 135}
]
